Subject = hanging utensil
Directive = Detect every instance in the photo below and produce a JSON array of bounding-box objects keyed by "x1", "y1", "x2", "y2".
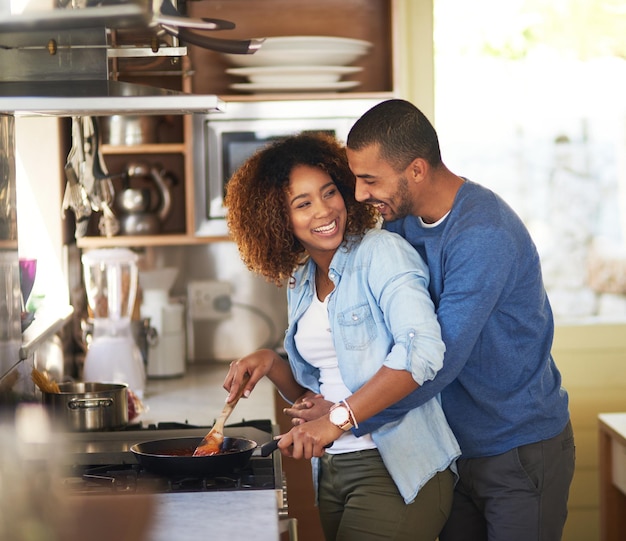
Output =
[
  {"x1": 62, "y1": 162, "x2": 92, "y2": 238},
  {"x1": 98, "y1": 200, "x2": 120, "y2": 237},
  {"x1": 61, "y1": 117, "x2": 93, "y2": 238},
  {"x1": 193, "y1": 373, "x2": 250, "y2": 457},
  {"x1": 89, "y1": 116, "x2": 120, "y2": 237},
  {"x1": 79, "y1": 117, "x2": 96, "y2": 202}
]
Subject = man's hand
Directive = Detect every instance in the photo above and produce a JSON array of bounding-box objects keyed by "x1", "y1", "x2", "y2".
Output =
[{"x1": 282, "y1": 391, "x2": 333, "y2": 425}]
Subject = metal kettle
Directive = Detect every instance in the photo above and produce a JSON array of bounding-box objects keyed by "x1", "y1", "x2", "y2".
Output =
[{"x1": 116, "y1": 162, "x2": 173, "y2": 235}]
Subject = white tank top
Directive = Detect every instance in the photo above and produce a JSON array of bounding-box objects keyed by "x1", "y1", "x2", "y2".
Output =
[{"x1": 293, "y1": 287, "x2": 376, "y2": 454}]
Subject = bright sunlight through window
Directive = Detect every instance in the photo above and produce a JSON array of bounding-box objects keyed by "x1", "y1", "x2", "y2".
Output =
[{"x1": 434, "y1": 0, "x2": 626, "y2": 321}]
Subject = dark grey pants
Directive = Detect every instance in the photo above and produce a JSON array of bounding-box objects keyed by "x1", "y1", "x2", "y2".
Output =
[
  {"x1": 439, "y1": 420, "x2": 576, "y2": 541},
  {"x1": 318, "y1": 448, "x2": 454, "y2": 541}
]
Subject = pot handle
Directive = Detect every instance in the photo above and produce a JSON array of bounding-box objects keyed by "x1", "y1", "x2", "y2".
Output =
[
  {"x1": 68, "y1": 397, "x2": 114, "y2": 410},
  {"x1": 150, "y1": 166, "x2": 172, "y2": 222}
]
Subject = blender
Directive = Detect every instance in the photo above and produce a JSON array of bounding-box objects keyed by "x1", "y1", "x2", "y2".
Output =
[{"x1": 82, "y1": 249, "x2": 145, "y2": 398}]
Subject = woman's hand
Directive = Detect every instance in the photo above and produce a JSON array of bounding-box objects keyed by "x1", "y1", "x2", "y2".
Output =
[
  {"x1": 277, "y1": 415, "x2": 342, "y2": 459},
  {"x1": 283, "y1": 391, "x2": 333, "y2": 425},
  {"x1": 223, "y1": 349, "x2": 308, "y2": 404},
  {"x1": 223, "y1": 349, "x2": 275, "y2": 402}
]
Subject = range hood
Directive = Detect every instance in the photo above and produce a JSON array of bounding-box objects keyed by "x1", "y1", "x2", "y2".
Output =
[
  {"x1": 0, "y1": 0, "x2": 237, "y2": 116},
  {"x1": 0, "y1": 80, "x2": 224, "y2": 116}
]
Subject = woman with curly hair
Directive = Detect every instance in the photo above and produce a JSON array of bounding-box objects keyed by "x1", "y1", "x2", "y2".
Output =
[{"x1": 223, "y1": 133, "x2": 459, "y2": 541}]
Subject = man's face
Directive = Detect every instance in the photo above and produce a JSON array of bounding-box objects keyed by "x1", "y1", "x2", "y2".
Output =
[{"x1": 346, "y1": 144, "x2": 414, "y2": 222}]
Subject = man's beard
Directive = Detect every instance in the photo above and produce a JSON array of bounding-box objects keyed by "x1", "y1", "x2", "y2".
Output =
[{"x1": 385, "y1": 174, "x2": 413, "y2": 222}]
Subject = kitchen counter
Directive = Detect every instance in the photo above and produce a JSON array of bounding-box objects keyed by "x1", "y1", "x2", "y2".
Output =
[
  {"x1": 62, "y1": 491, "x2": 279, "y2": 541},
  {"x1": 141, "y1": 361, "x2": 276, "y2": 426},
  {"x1": 149, "y1": 491, "x2": 279, "y2": 541},
  {"x1": 598, "y1": 412, "x2": 626, "y2": 541}
]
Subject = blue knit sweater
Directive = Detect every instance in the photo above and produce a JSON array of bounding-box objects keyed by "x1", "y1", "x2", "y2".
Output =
[{"x1": 356, "y1": 180, "x2": 570, "y2": 458}]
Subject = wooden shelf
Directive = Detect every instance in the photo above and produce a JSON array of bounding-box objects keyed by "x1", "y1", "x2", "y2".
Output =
[
  {"x1": 188, "y1": 0, "x2": 395, "y2": 97},
  {"x1": 76, "y1": 233, "x2": 230, "y2": 248},
  {"x1": 0, "y1": 239, "x2": 18, "y2": 249},
  {"x1": 217, "y1": 91, "x2": 394, "y2": 103},
  {"x1": 101, "y1": 143, "x2": 185, "y2": 155}
]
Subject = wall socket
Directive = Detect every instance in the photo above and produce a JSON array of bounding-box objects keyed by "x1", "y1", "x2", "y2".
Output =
[{"x1": 187, "y1": 280, "x2": 232, "y2": 320}]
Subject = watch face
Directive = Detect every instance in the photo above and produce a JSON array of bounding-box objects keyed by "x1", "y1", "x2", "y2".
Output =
[{"x1": 330, "y1": 405, "x2": 350, "y2": 425}]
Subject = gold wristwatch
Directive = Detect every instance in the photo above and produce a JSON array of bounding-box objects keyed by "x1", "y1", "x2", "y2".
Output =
[{"x1": 329, "y1": 402, "x2": 354, "y2": 431}]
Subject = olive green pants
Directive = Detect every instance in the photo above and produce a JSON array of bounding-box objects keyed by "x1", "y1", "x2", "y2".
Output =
[{"x1": 318, "y1": 449, "x2": 454, "y2": 541}]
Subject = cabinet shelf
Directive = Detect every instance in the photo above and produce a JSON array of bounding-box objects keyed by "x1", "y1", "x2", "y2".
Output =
[
  {"x1": 76, "y1": 233, "x2": 230, "y2": 248},
  {"x1": 101, "y1": 143, "x2": 185, "y2": 155},
  {"x1": 0, "y1": 240, "x2": 18, "y2": 249},
  {"x1": 218, "y1": 91, "x2": 394, "y2": 102}
]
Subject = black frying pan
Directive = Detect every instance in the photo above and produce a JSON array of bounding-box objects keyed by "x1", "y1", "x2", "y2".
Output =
[{"x1": 130, "y1": 436, "x2": 259, "y2": 476}]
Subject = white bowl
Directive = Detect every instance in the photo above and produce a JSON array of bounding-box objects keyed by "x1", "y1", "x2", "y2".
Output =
[
  {"x1": 225, "y1": 49, "x2": 369, "y2": 68},
  {"x1": 229, "y1": 81, "x2": 361, "y2": 94},
  {"x1": 226, "y1": 65, "x2": 363, "y2": 84},
  {"x1": 259, "y1": 36, "x2": 372, "y2": 52},
  {"x1": 223, "y1": 36, "x2": 373, "y2": 68}
]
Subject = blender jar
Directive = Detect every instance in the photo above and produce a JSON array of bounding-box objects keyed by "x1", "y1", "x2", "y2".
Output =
[{"x1": 81, "y1": 249, "x2": 145, "y2": 397}]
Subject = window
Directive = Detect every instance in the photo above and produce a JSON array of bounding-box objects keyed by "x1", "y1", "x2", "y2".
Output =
[{"x1": 434, "y1": 0, "x2": 626, "y2": 320}]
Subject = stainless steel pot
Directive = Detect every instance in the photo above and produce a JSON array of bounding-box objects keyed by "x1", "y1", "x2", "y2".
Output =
[
  {"x1": 101, "y1": 116, "x2": 161, "y2": 146},
  {"x1": 42, "y1": 382, "x2": 128, "y2": 431}
]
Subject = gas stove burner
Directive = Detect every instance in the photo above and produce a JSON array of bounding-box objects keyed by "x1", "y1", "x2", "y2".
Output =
[
  {"x1": 171, "y1": 475, "x2": 238, "y2": 491},
  {"x1": 58, "y1": 420, "x2": 282, "y2": 498},
  {"x1": 83, "y1": 464, "x2": 142, "y2": 493},
  {"x1": 65, "y1": 459, "x2": 275, "y2": 495}
]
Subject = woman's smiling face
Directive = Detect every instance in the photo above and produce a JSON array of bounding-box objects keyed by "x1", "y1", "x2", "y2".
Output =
[{"x1": 285, "y1": 164, "x2": 347, "y2": 259}]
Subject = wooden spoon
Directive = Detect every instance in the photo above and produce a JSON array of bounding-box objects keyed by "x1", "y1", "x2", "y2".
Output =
[{"x1": 193, "y1": 373, "x2": 250, "y2": 457}]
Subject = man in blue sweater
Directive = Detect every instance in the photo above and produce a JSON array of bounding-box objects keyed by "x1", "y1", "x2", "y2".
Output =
[{"x1": 341, "y1": 99, "x2": 575, "y2": 541}]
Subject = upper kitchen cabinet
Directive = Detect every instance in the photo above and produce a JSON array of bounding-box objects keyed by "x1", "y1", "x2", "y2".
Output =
[
  {"x1": 73, "y1": 28, "x2": 215, "y2": 248},
  {"x1": 74, "y1": 0, "x2": 424, "y2": 247},
  {"x1": 187, "y1": 0, "x2": 396, "y2": 99},
  {"x1": 68, "y1": 110, "x2": 214, "y2": 248}
]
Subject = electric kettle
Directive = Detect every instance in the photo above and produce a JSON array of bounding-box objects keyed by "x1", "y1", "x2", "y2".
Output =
[{"x1": 116, "y1": 162, "x2": 173, "y2": 235}]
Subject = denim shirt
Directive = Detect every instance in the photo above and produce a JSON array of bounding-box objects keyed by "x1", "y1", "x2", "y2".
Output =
[{"x1": 283, "y1": 228, "x2": 460, "y2": 504}]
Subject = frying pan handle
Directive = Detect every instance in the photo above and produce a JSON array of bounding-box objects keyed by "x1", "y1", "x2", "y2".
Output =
[
  {"x1": 260, "y1": 438, "x2": 280, "y2": 457},
  {"x1": 159, "y1": 0, "x2": 236, "y2": 31},
  {"x1": 161, "y1": 24, "x2": 265, "y2": 54},
  {"x1": 260, "y1": 438, "x2": 333, "y2": 457}
]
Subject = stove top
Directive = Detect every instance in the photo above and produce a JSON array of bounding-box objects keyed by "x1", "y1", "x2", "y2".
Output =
[
  {"x1": 60, "y1": 420, "x2": 275, "y2": 466},
  {"x1": 56, "y1": 419, "x2": 286, "y2": 513}
]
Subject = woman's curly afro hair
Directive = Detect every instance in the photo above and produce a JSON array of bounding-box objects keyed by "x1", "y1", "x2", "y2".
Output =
[{"x1": 225, "y1": 132, "x2": 379, "y2": 286}]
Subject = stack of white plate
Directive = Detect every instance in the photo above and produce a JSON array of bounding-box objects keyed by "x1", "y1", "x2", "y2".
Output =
[{"x1": 223, "y1": 36, "x2": 372, "y2": 93}]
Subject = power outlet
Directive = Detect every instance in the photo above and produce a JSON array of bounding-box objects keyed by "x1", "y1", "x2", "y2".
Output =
[{"x1": 187, "y1": 280, "x2": 232, "y2": 320}]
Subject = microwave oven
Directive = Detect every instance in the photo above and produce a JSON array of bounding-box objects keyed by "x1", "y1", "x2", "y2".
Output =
[{"x1": 192, "y1": 98, "x2": 383, "y2": 236}]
